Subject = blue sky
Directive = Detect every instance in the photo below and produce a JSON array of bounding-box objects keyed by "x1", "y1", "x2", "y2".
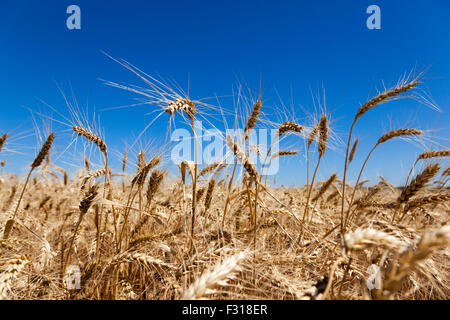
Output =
[{"x1": 1, "y1": 0, "x2": 449, "y2": 186}]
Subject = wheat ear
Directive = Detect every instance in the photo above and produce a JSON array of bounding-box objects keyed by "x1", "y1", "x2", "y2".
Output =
[
  {"x1": 226, "y1": 135, "x2": 258, "y2": 180},
  {"x1": 198, "y1": 161, "x2": 221, "y2": 177},
  {"x1": 0, "y1": 133, "x2": 7, "y2": 153},
  {"x1": 72, "y1": 126, "x2": 107, "y2": 155},
  {"x1": 344, "y1": 228, "x2": 402, "y2": 252},
  {"x1": 165, "y1": 98, "x2": 196, "y2": 120},
  {"x1": 203, "y1": 178, "x2": 216, "y2": 215},
  {"x1": 110, "y1": 251, "x2": 175, "y2": 269},
  {"x1": 306, "y1": 123, "x2": 319, "y2": 190},
  {"x1": 181, "y1": 251, "x2": 248, "y2": 299},
  {"x1": 244, "y1": 99, "x2": 262, "y2": 140},
  {"x1": 146, "y1": 169, "x2": 165, "y2": 207},
  {"x1": 312, "y1": 173, "x2": 337, "y2": 202},
  {"x1": 348, "y1": 138, "x2": 359, "y2": 164},
  {"x1": 398, "y1": 163, "x2": 440, "y2": 203},
  {"x1": 277, "y1": 121, "x2": 303, "y2": 137},
  {"x1": 403, "y1": 194, "x2": 450, "y2": 213}
]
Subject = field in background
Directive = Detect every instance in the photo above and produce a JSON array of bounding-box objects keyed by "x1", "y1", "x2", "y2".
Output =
[{"x1": 0, "y1": 74, "x2": 449, "y2": 300}]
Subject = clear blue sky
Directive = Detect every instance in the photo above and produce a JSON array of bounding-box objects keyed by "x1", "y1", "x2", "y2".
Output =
[{"x1": 1, "y1": 0, "x2": 449, "y2": 185}]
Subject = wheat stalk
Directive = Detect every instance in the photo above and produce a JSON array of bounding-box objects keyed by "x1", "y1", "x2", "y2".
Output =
[
  {"x1": 302, "y1": 116, "x2": 328, "y2": 228},
  {"x1": 341, "y1": 79, "x2": 419, "y2": 234},
  {"x1": 3, "y1": 133, "x2": 54, "y2": 239},
  {"x1": 345, "y1": 128, "x2": 423, "y2": 228},
  {"x1": 63, "y1": 184, "x2": 99, "y2": 276},
  {"x1": 222, "y1": 100, "x2": 262, "y2": 232}
]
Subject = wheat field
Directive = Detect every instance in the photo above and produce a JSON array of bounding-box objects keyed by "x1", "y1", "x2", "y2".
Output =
[{"x1": 0, "y1": 71, "x2": 449, "y2": 300}]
